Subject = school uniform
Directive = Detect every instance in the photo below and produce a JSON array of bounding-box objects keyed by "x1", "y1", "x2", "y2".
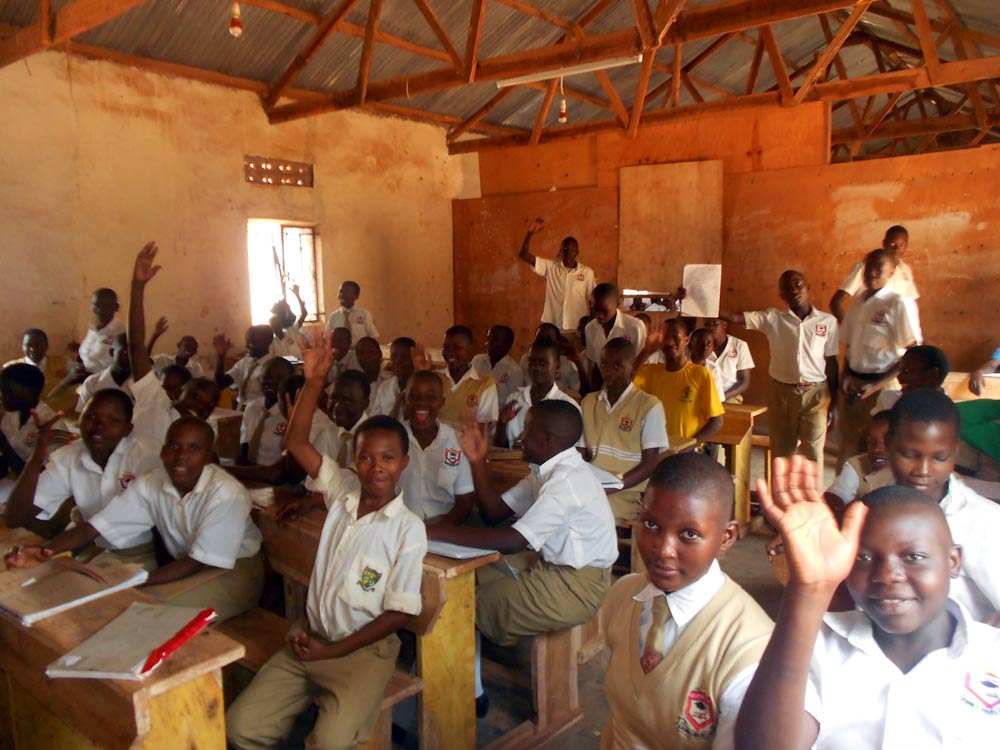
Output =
[
  {"x1": 131, "y1": 370, "x2": 181, "y2": 448},
  {"x1": 502, "y1": 383, "x2": 581, "y2": 446},
  {"x1": 804, "y1": 600, "x2": 999, "y2": 749},
  {"x1": 89, "y1": 463, "x2": 264, "y2": 622},
  {"x1": 1, "y1": 403, "x2": 68, "y2": 463},
  {"x1": 226, "y1": 353, "x2": 275, "y2": 411},
  {"x1": 705, "y1": 336, "x2": 754, "y2": 403},
  {"x1": 76, "y1": 366, "x2": 133, "y2": 412},
  {"x1": 315, "y1": 412, "x2": 369, "y2": 469},
  {"x1": 437, "y1": 368, "x2": 499, "y2": 426},
  {"x1": 325, "y1": 305, "x2": 379, "y2": 343},
  {"x1": 646, "y1": 350, "x2": 666, "y2": 366},
  {"x1": 582, "y1": 384, "x2": 668, "y2": 523},
  {"x1": 240, "y1": 398, "x2": 286, "y2": 466},
  {"x1": 743, "y1": 307, "x2": 839, "y2": 479},
  {"x1": 79, "y1": 316, "x2": 125, "y2": 372},
  {"x1": 367, "y1": 371, "x2": 392, "y2": 411},
  {"x1": 519, "y1": 353, "x2": 581, "y2": 395},
  {"x1": 584, "y1": 312, "x2": 647, "y2": 372},
  {"x1": 151, "y1": 353, "x2": 205, "y2": 379},
  {"x1": 600, "y1": 564, "x2": 773, "y2": 750},
  {"x1": 477, "y1": 447, "x2": 617, "y2": 646},
  {"x1": 866, "y1": 471, "x2": 1000, "y2": 622},
  {"x1": 5, "y1": 355, "x2": 70, "y2": 406},
  {"x1": 368, "y1": 374, "x2": 406, "y2": 419},
  {"x1": 871, "y1": 388, "x2": 901, "y2": 415},
  {"x1": 324, "y1": 350, "x2": 361, "y2": 386},
  {"x1": 825, "y1": 454, "x2": 878, "y2": 505},
  {"x1": 533, "y1": 257, "x2": 596, "y2": 331},
  {"x1": 269, "y1": 325, "x2": 303, "y2": 359},
  {"x1": 839, "y1": 257, "x2": 919, "y2": 300},
  {"x1": 400, "y1": 420, "x2": 473, "y2": 520},
  {"x1": 472, "y1": 353, "x2": 524, "y2": 407},
  {"x1": 227, "y1": 454, "x2": 425, "y2": 750},
  {"x1": 633, "y1": 362, "x2": 724, "y2": 442}
]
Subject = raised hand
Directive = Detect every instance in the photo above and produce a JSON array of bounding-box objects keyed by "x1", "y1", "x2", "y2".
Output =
[
  {"x1": 30, "y1": 410, "x2": 76, "y2": 461},
  {"x1": 4, "y1": 545, "x2": 53, "y2": 570},
  {"x1": 291, "y1": 284, "x2": 302, "y2": 299},
  {"x1": 645, "y1": 324, "x2": 665, "y2": 354},
  {"x1": 301, "y1": 330, "x2": 335, "y2": 382},
  {"x1": 456, "y1": 410, "x2": 489, "y2": 464},
  {"x1": 411, "y1": 342, "x2": 432, "y2": 372},
  {"x1": 526, "y1": 217, "x2": 544, "y2": 235},
  {"x1": 133, "y1": 241, "x2": 161, "y2": 284},
  {"x1": 756, "y1": 455, "x2": 868, "y2": 588},
  {"x1": 212, "y1": 333, "x2": 232, "y2": 356},
  {"x1": 152, "y1": 316, "x2": 169, "y2": 338},
  {"x1": 497, "y1": 402, "x2": 521, "y2": 426}
]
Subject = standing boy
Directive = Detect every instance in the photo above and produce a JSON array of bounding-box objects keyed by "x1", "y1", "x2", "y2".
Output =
[
  {"x1": 517, "y1": 218, "x2": 595, "y2": 332},
  {"x1": 830, "y1": 224, "x2": 919, "y2": 322},
  {"x1": 78, "y1": 288, "x2": 125, "y2": 373},
  {"x1": 472, "y1": 325, "x2": 524, "y2": 407},
  {"x1": 324, "y1": 281, "x2": 379, "y2": 343}
]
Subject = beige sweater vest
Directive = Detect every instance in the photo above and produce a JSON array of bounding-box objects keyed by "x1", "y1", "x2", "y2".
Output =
[
  {"x1": 437, "y1": 371, "x2": 496, "y2": 425},
  {"x1": 600, "y1": 574, "x2": 773, "y2": 750},
  {"x1": 582, "y1": 388, "x2": 661, "y2": 494}
]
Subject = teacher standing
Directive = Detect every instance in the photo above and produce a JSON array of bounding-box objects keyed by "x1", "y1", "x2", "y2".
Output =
[{"x1": 517, "y1": 218, "x2": 596, "y2": 332}]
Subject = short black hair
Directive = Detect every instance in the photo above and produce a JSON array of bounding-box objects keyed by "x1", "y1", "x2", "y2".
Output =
[
  {"x1": 888, "y1": 389, "x2": 959, "y2": 435},
  {"x1": 391, "y1": 337, "x2": 416, "y2": 349},
  {"x1": 84, "y1": 388, "x2": 135, "y2": 421},
  {"x1": 649, "y1": 452, "x2": 735, "y2": 519},
  {"x1": 21, "y1": 328, "x2": 47, "y2": 344},
  {"x1": 265, "y1": 357, "x2": 294, "y2": 379},
  {"x1": 530, "y1": 400, "x2": 583, "y2": 449},
  {"x1": 279, "y1": 374, "x2": 306, "y2": 404},
  {"x1": 0, "y1": 362, "x2": 44, "y2": 394},
  {"x1": 865, "y1": 247, "x2": 896, "y2": 269},
  {"x1": 343, "y1": 281, "x2": 361, "y2": 294},
  {"x1": 535, "y1": 323, "x2": 561, "y2": 341},
  {"x1": 664, "y1": 317, "x2": 688, "y2": 334},
  {"x1": 885, "y1": 225, "x2": 909, "y2": 239},
  {"x1": 779, "y1": 269, "x2": 805, "y2": 286},
  {"x1": 690, "y1": 327, "x2": 711, "y2": 340},
  {"x1": 603, "y1": 337, "x2": 637, "y2": 360},
  {"x1": 161, "y1": 364, "x2": 193, "y2": 386},
  {"x1": 93, "y1": 287, "x2": 118, "y2": 302},
  {"x1": 336, "y1": 369, "x2": 371, "y2": 400},
  {"x1": 354, "y1": 415, "x2": 408, "y2": 454},
  {"x1": 490, "y1": 325, "x2": 515, "y2": 344},
  {"x1": 407, "y1": 370, "x2": 444, "y2": 395},
  {"x1": 331, "y1": 327, "x2": 353, "y2": 344},
  {"x1": 356, "y1": 336, "x2": 380, "y2": 349},
  {"x1": 445, "y1": 325, "x2": 474, "y2": 344},
  {"x1": 529, "y1": 338, "x2": 560, "y2": 361},
  {"x1": 248, "y1": 324, "x2": 274, "y2": 342},
  {"x1": 166, "y1": 415, "x2": 215, "y2": 446},
  {"x1": 903, "y1": 345, "x2": 950, "y2": 385},
  {"x1": 185, "y1": 376, "x2": 221, "y2": 404},
  {"x1": 593, "y1": 282, "x2": 618, "y2": 301}
]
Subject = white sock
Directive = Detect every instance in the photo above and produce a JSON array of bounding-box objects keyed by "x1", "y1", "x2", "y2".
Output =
[{"x1": 474, "y1": 632, "x2": 484, "y2": 698}]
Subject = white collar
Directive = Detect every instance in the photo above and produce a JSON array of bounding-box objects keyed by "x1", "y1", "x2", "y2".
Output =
[
  {"x1": 535, "y1": 446, "x2": 583, "y2": 479},
  {"x1": 599, "y1": 383, "x2": 635, "y2": 409},
  {"x1": 340, "y1": 411, "x2": 370, "y2": 436},
  {"x1": 866, "y1": 471, "x2": 974, "y2": 517},
  {"x1": 344, "y1": 489, "x2": 406, "y2": 522},
  {"x1": 519, "y1": 382, "x2": 561, "y2": 405},
  {"x1": 161, "y1": 462, "x2": 217, "y2": 500},
  {"x1": 80, "y1": 433, "x2": 132, "y2": 474},
  {"x1": 633, "y1": 560, "x2": 726, "y2": 630}
]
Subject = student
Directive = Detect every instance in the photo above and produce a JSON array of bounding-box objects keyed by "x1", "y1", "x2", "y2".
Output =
[
  {"x1": 584, "y1": 283, "x2": 646, "y2": 383},
  {"x1": 215, "y1": 325, "x2": 275, "y2": 411},
  {"x1": 871, "y1": 343, "x2": 948, "y2": 414},
  {"x1": 399, "y1": 370, "x2": 475, "y2": 523},
  {"x1": 4, "y1": 328, "x2": 70, "y2": 407},
  {"x1": 226, "y1": 334, "x2": 425, "y2": 750},
  {"x1": 0, "y1": 363, "x2": 68, "y2": 476},
  {"x1": 634, "y1": 318, "x2": 724, "y2": 445},
  {"x1": 472, "y1": 325, "x2": 524, "y2": 407},
  {"x1": 601, "y1": 453, "x2": 772, "y2": 749},
  {"x1": 369, "y1": 337, "x2": 415, "y2": 419},
  {"x1": 78, "y1": 287, "x2": 125, "y2": 373},
  {"x1": 838, "y1": 248, "x2": 922, "y2": 469},
  {"x1": 324, "y1": 280, "x2": 379, "y2": 343},
  {"x1": 355, "y1": 336, "x2": 389, "y2": 406},
  {"x1": 737, "y1": 459, "x2": 1000, "y2": 749},
  {"x1": 76, "y1": 333, "x2": 133, "y2": 412},
  {"x1": 159, "y1": 364, "x2": 193, "y2": 403},
  {"x1": 689, "y1": 327, "x2": 714, "y2": 367},
  {"x1": 720, "y1": 269, "x2": 839, "y2": 480},
  {"x1": 428, "y1": 401, "x2": 616, "y2": 706},
  {"x1": 324, "y1": 327, "x2": 361, "y2": 386},
  {"x1": 705, "y1": 318, "x2": 754, "y2": 403},
  {"x1": 825, "y1": 410, "x2": 890, "y2": 509},
  {"x1": 434, "y1": 325, "x2": 499, "y2": 427},
  {"x1": 320, "y1": 370, "x2": 371, "y2": 468},
  {"x1": 238, "y1": 358, "x2": 294, "y2": 466},
  {"x1": 519, "y1": 323, "x2": 582, "y2": 395},
  {"x1": 268, "y1": 284, "x2": 307, "y2": 359},
  {"x1": 830, "y1": 224, "x2": 919, "y2": 322},
  {"x1": 150, "y1": 330, "x2": 204, "y2": 379},
  {"x1": 582, "y1": 338, "x2": 668, "y2": 524},
  {"x1": 5, "y1": 417, "x2": 264, "y2": 622},
  {"x1": 4, "y1": 389, "x2": 161, "y2": 565},
  {"x1": 634, "y1": 314, "x2": 665, "y2": 365},
  {"x1": 517, "y1": 217, "x2": 595, "y2": 331},
  {"x1": 967, "y1": 345, "x2": 1000, "y2": 396},
  {"x1": 127, "y1": 243, "x2": 221, "y2": 447},
  {"x1": 496, "y1": 339, "x2": 579, "y2": 449}
]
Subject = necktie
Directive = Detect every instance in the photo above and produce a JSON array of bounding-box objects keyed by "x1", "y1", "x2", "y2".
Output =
[
  {"x1": 336, "y1": 430, "x2": 351, "y2": 467},
  {"x1": 640, "y1": 596, "x2": 671, "y2": 674}
]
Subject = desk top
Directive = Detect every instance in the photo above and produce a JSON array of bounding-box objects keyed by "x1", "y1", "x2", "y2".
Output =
[{"x1": 724, "y1": 403, "x2": 768, "y2": 418}]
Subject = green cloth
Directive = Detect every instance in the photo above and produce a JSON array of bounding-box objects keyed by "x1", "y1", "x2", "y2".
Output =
[{"x1": 958, "y1": 400, "x2": 1000, "y2": 466}]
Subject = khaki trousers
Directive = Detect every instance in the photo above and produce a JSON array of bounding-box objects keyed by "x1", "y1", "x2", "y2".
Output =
[
  {"x1": 227, "y1": 633, "x2": 400, "y2": 750},
  {"x1": 768, "y1": 381, "x2": 831, "y2": 481},
  {"x1": 608, "y1": 488, "x2": 644, "y2": 525},
  {"x1": 837, "y1": 389, "x2": 880, "y2": 471},
  {"x1": 166, "y1": 553, "x2": 265, "y2": 623},
  {"x1": 476, "y1": 557, "x2": 611, "y2": 646}
]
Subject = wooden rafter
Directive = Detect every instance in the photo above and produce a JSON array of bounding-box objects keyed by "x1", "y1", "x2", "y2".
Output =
[
  {"x1": 653, "y1": 0, "x2": 688, "y2": 45},
  {"x1": 364, "y1": 101, "x2": 525, "y2": 137},
  {"x1": 594, "y1": 70, "x2": 630, "y2": 128},
  {"x1": 494, "y1": 0, "x2": 571, "y2": 30},
  {"x1": 627, "y1": 52, "x2": 657, "y2": 138},
  {"x1": 819, "y1": 14, "x2": 864, "y2": 142},
  {"x1": 412, "y1": 0, "x2": 463, "y2": 70},
  {"x1": 761, "y1": 25, "x2": 793, "y2": 103},
  {"x1": 745, "y1": 32, "x2": 764, "y2": 95},
  {"x1": 447, "y1": 88, "x2": 516, "y2": 143},
  {"x1": 671, "y1": 43, "x2": 682, "y2": 106},
  {"x1": 910, "y1": 0, "x2": 941, "y2": 79},
  {"x1": 794, "y1": 3, "x2": 874, "y2": 104},
  {"x1": 867, "y1": 2, "x2": 1000, "y2": 52},
  {"x1": 631, "y1": 0, "x2": 658, "y2": 50},
  {"x1": 464, "y1": 0, "x2": 487, "y2": 82},
  {"x1": 530, "y1": 79, "x2": 559, "y2": 144},
  {"x1": 357, "y1": 0, "x2": 383, "y2": 103},
  {"x1": 647, "y1": 32, "x2": 738, "y2": 104}
]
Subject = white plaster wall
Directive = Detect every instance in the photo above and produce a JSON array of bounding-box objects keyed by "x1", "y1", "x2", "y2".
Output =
[{"x1": 0, "y1": 51, "x2": 481, "y2": 363}]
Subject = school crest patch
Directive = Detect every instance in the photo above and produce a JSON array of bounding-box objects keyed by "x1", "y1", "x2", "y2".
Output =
[
  {"x1": 358, "y1": 566, "x2": 383, "y2": 592},
  {"x1": 871, "y1": 311, "x2": 887, "y2": 325},
  {"x1": 273, "y1": 421, "x2": 288, "y2": 436},
  {"x1": 499, "y1": 373, "x2": 509, "y2": 383},
  {"x1": 963, "y1": 671, "x2": 1000, "y2": 714},
  {"x1": 680, "y1": 386, "x2": 695, "y2": 403},
  {"x1": 619, "y1": 417, "x2": 634, "y2": 432},
  {"x1": 675, "y1": 689, "x2": 717, "y2": 740},
  {"x1": 728, "y1": 348, "x2": 738, "y2": 357},
  {"x1": 444, "y1": 448, "x2": 461, "y2": 466},
  {"x1": 815, "y1": 324, "x2": 828, "y2": 337},
  {"x1": 576, "y1": 273, "x2": 585, "y2": 281},
  {"x1": 355, "y1": 314, "x2": 366, "y2": 325},
  {"x1": 119, "y1": 472, "x2": 136, "y2": 491},
  {"x1": 466, "y1": 394, "x2": 480, "y2": 407}
]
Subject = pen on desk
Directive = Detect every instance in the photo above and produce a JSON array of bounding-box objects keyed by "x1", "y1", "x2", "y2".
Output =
[{"x1": 140, "y1": 608, "x2": 218, "y2": 675}]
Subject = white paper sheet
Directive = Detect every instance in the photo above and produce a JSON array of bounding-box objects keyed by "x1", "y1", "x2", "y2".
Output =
[
  {"x1": 681, "y1": 264, "x2": 722, "y2": 318},
  {"x1": 426, "y1": 541, "x2": 498, "y2": 560}
]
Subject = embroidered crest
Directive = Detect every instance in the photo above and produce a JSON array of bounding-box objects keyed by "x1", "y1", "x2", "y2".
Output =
[
  {"x1": 358, "y1": 566, "x2": 383, "y2": 592},
  {"x1": 815, "y1": 324, "x2": 828, "y2": 337},
  {"x1": 466, "y1": 394, "x2": 480, "y2": 407},
  {"x1": 871, "y1": 311, "x2": 887, "y2": 325},
  {"x1": 499, "y1": 373, "x2": 509, "y2": 383},
  {"x1": 675, "y1": 689, "x2": 717, "y2": 740},
  {"x1": 964, "y1": 671, "x2": 1000, "y2": 714},
  {"x1": 119, "y1": 472, "x2": 136, "y2": 491},
  {"x1": 728, "y1": 348, "x2": 738, "y2": 357},
  {"x1": 273, "y1": 421, "x2": 288, "y2": 436},
  {"x1": 444, "y1": 448, "x2": 461, "y2": 466},
  {"x1": 355, "y1": 314, "x2": 365, "y2": 325},
  {"x1": 679, "y1": 386, "x2": 695, "y2": 403},
  {"x1": 619, "y1": 417, "x2": 634, "y2": 432},
  {"x1": 576, "y1": 273, "x2": 585, "y2": 281}
]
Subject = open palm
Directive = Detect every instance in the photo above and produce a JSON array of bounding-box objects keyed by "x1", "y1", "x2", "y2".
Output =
[
  {"x1": 133, "y1": 241, "x2": 161, "y2": 283},
  {"x1": 301, "y1": 330, "x2": 335, "y2": 381}
]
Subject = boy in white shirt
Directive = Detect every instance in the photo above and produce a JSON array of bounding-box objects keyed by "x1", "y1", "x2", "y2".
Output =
[
  {"x1": 584, "y1": 283, "x2": 646, "y2": 385},
  {"x1": 237, "y1": 358, "x2": 294, "y2": 467},
  {"x1": 472, "y1": 325, "x2": 524, "y2": 407},
  {"x1": 518, "y1": 323, "x2": 582, "y2": 394},
  {"x1": 4, "y1": 389, "x2": 160, "y2": 566},
  {"x1": 324, "y1": 327, "x2": 361, "y2": 386},
  {"x1": 830, "y1": 225, "x2": 919, "y2": 322},
  {"x1": 215, "y1": 326, "x2": 276, "y2": 411},
  {"x1": 738, "y1": 459, "x2": 1000, "y2": 750},
  {"x1": 268, "y1": 285, "x2": 307, "y2": 359},
  {"x1": 517, "y1": 217, "x2": 596, "y2": 331},
  {"x1": 226, "y1": 333, "x2": 425, "y2": 750},
  {"x1": 78, "y1": 287, "x2": 125, "y2": 373},
  {"x1": 319, "y1": 370, "x2": 371, "y2": 468},
  {"x1": 870, "y1": 344, "x2": 949, "y2": 415},
  {"x1": 369, "y1": 337, "x2": 415, "y2": 419},
  {"x1": 151, "y1": 334, "x2": 204, "y2": 378},
  {"x1": 0, "y1": 363, "x2": 69, "y2": 476},
  {"x1": 76, "y1": 333, "x2": 133, "y2": 412},
  {"x1": 6, "y1": 416, "x2": 264, "y2": 622},
  {"x1": 434, "y1": 325, "x2": 499, "y2": 427},
  {"x1": 5, "y1": 328, "x2": 72, "y2": 409},
  {"x1": 705, "y1": 318, "x2": 754, "y2": 403},
  {"x1": 324, "y1": 280, "x2": 379, "y2": 343},
  {"x1": 355, "y1": 336, "x2": 390, "y2": 406}
]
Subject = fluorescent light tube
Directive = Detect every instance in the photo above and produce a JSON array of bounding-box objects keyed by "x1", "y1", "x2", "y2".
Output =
[{"x1": 496, "y1": 53, "x2": 643, "y2": 88}]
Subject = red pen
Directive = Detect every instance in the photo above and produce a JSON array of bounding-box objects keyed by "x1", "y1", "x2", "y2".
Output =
[{"x1": 140, "y1": 608, "x2": 217, "y2": 675}]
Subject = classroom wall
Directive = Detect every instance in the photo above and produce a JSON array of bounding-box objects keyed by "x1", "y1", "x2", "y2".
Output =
[{"x1": 0, "y1": 51, "x2": 480, "y2": 364}]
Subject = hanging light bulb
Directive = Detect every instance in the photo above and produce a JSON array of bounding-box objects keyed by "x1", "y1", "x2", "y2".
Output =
[
  {"x1": 229, "y1": 1, "x2": 243, "y2": 37},
  {"x1": 557, "y1": 77, "x2": 568, "y2": 124}
]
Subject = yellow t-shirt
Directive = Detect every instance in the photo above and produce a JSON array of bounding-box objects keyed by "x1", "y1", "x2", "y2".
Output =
[{"x1": 633, "y1": 361, "x2": 724, "y2": 440}]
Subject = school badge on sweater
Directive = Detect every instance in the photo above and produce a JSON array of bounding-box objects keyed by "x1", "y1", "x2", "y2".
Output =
[
  {"x1": 676, "y1": 689, "x2": 717, "y2": 740},
  {"x1": 444, "y1": 448, "x2": 461, "y2": 466},
  {"x1": 358, "y1": 566, "x2": 383, "y2": 592}
]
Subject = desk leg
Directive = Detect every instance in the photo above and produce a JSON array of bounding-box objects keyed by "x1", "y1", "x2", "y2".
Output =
[
  {"x1": 731, "y1": 432, "x2": 752, "y2": 527},
  {"x1": 417, "y1": 570, "x2": 476, "y2": 750}
]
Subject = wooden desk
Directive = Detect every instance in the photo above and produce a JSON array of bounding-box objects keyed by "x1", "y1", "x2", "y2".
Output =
[
  {"x1": 716, "y1": 404, "x2": 768, "y2": 525},
  {"x1": 0, "y1": 526, "x2": 244, "y2": 750},
  {"x1": 668, "y1": 435, "x2": 697, "y2": 454},
  {"x1": 254, "y1": 500, "x2": 499, "y2": 750}
]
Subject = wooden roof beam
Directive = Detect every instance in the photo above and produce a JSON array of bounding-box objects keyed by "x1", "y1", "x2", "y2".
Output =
[
  {"x1": 412, "y1": 0, "x2": 463, "y2": 70},
  {"x1": 794, "y1": 3, "x2": 874, "y2": 104},
  {"x1": 745, "y1": 32, "x2": 764, "y2": 95},
  {"x1": 654, "y1": 0, "x2": 688, "y2": 45},
  {"x1": 627, "y1": 52, "x2": 657, "y2": 138},
  {"x1": 832, "y1": 112, "x2": 978, "y2": 142},
  {"x1": 761, "y1": 25, "x2": 794, "y2": 104},
  {"x1": 594, "y1": 69, "x2": 630, "y2": 128},
  {"x1": 631, "y1": 0, "x2": 657, "y2": 50},
  {"x1": 356, "y1": 0, "x2": 382, "y2": 104},
  {"x1": 530, "y1": 79, "x2": 559, "y2": 144},
  {"x1": 494, "y1": 0, "x2": 572, "y2": 30},
  {"x1": 446, "y1": 88, "x2": 516, "y2": 143},
  {"x1": 464, "y1": 0, "x2": 487, "y2": 82}
]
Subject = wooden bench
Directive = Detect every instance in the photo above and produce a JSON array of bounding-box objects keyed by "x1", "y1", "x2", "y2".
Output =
[{"x1": 217, "y1": 607, "x2": 424, "y2": 750}]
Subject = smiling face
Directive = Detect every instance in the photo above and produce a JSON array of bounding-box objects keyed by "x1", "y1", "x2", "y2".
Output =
[
  {"x1": 79, "y1": 394, "x2": 133, "y2": 464},
  {"x1": 330, "y1": 378, "x2": 368, "y2": 429},
  {"x1": 897, "y1": 351, "x2": 939, "y2": 392},
  {"x1": 883, "y1": 229, "x2": 909, "y2": 258},
  {"x1": 353, "y1": 428, "x2": 409, "y2": 497},
  {"x1": 176, "y1": 380, "x2": 219, "y2": 421},
  {"x1": 663, "y1": 320, "x2": 689, "y2": 364},
  {"x1": 404, "y1": 374, "x2": 444, "y2": 430},
  {"x1": 21, "y1": 332, "x2": 48, "y2": 364},
  {"x1": 888, "y1": 417, "x2": 957, "y2": 503},
  {"x1": 864, "y1": 418, "x2": 891, "y2": 473},
  {"x1": 637, "y1": 486, "x2": 738, "y2": 593},
  {"x1": 160, "y1": 420, "x2": 214, "y2": 494},
  {"x1": 442, "y1": 332, "x2": 473, "y2": 371}
]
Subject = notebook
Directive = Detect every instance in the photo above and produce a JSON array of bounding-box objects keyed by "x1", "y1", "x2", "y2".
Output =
[{"x1": 426, "y1": 540, "x2": 498, "y2": 560}]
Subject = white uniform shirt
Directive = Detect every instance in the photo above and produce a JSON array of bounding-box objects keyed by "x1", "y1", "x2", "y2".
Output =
[
  {"x1": 1, "y1": 404, "x2": 68, "y2": 462},
  {"x1": 584, "y1": 311, "x2": 647, "y2": 370},
  {"x1": 533, "y1": 257, "x2": 596, "y2": 330},
  {"x1": 872, "y1": 389, "x2": 902, "y2": 415},
  {"x1": 131, "y1": 370, "x2": 181, "y2": 448},
  {"x1": 32, "y1": 434, "x2": 160, "y2": 548},
  {"x1": 825, "y1": 460, "x2": 877, "y2": 505},
  {"x1": 79, "y1": 317, "x2": 125, "y2": 372},
  {"x1": 315, "y1": 412, "x2": 370, "y2": 468},
  {"x1": 76, "y1": 366, "x2": 133, "y2": 412},
  {"x1": 239, "y1": 398, "x2": 286, "y2": 466},
  {"x1": 805, "y1": 601, "x2": 1000, "y2": 749},
  {"x1": 369, "y1": 375, "x2": 405, "y2": 418},
  {"x1": 303, "y1": 455, "x2": 426, "y2": 642},
  {"x1": 325, "y1": 305, "x2": 379, "y2": 343},
  {"x1": 225, "y1": 353, "x2": 275, "y2": 409},
  {"x1": 472, "y1": 354, "x2": 524, "y2": 407},
  {"x1": 324, "y1": 350, "x2": 361, "y2": 386},
  {"x1": 645, "y1": 350, "x2": 666, "y2": 366},
  {"x1": 842, "y1": 287, "x2": 922, "y2": 374},
  {"x1": 587, "y1": 384, "x2": 669, "y2": 464},
  {"x1": 400, "y1": 420, "x2": 474, "y2": 520},
  {"x1": 519, "y1": 354, "x2": 580, "y2": 394},
  {"x1": 441, "y1": 368, "x2": 499, "y2": 424},
  {"x1": 839, "y1": 258, "x2": 919, "y2": 300},
  {"x1": 744, "y1": 307, "x2": 839, "y2": 384},
  {"x1": 151, "y1": 354, "x2": 204, "y2": 379},
  {"x1": 503, "y1": 384, "x2": 581, "y2": 446},
  {"x1": 633, "y1": 561, "x2": 758, "y2": 750},
  {"x1": 705, "y1": 336, "x2": 754, "y2": 399},
  {"x1": 90, "y1": 463, "x2": 261, "y2": 569},
  {"x1": 269, "y1": 324, "x2": 303, "y2": 359},
  {"x1": 502, "y1": 447, "x2": 617, "y2": 569}
]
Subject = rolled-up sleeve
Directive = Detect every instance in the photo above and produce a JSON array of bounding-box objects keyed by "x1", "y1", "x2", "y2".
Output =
[{"x1": 382, "y1": 521, "x2": 427, "y2": 616}]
